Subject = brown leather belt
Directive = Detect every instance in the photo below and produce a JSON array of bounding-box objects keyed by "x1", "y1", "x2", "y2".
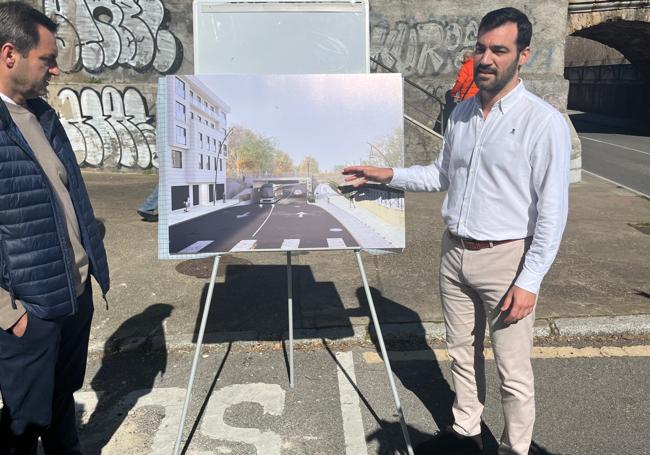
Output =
[{"x1": 449, "y1": 232, "x2": 522, "y2": 251}]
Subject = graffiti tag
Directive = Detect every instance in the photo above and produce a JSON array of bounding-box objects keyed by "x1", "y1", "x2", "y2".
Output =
[
  {"x1": 57, "y1": 86, "x2": 157, "y2": 169},
  {"x1": 43, "y1": 0, "x2": 182, "y2": 74}
]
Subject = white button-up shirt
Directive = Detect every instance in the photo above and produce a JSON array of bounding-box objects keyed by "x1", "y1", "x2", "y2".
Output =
[{"x1": 390, "y1": 81, "x2": 570, "y2": 294}]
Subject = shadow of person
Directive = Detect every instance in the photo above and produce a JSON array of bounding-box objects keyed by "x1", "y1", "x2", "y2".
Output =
[
  {"x1": 80, "y1": 304, "x2": 173, "y2": 454},
  {"x1": 352, "y1": 286, "x2": 502, "y2": 454},
  {"x1": 529, "y1": 441, "x2": 562, "y2": 455}
]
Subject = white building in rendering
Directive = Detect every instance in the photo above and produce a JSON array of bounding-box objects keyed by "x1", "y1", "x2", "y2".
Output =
[{"x1": 165, "y1": 76, "x2": 231, "y2": 211}]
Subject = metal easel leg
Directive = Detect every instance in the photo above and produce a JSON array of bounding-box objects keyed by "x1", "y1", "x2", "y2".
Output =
[
  {"x1": 173, "y1": 254, "x2": 221, "y2": 455},
  {"x1": 287, "y1": 251, "x2": 294, "y2": 388},
  {"x1": 354, "y1": 250, "x2": 414, "y2": 455}
]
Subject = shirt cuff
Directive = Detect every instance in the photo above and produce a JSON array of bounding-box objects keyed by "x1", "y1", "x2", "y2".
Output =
[
  {"x1": 514, "y1": 268, "x2": 543, "y2": 295},
  {"x1": 0, "y1": 299, "x2": 26, "y2": 330},
  {"x1": 388, "y1": 167, "x2": 408, "y2": 190}
]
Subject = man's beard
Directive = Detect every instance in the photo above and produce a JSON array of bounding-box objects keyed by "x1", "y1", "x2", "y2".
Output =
[
  {"x1": 474, "y1": 57, "x2": 519, "y2": 95},
  {"x1": 28, "y1": 78, "x2": 49, "y2": 98}
]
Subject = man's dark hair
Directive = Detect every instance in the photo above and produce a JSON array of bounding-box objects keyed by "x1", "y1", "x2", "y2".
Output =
[
  {"x1": 478, "y1": 7, "x2": 532, "y2": 53},
  {"x1": 0, "y1": 1, "x2": 58, "y2": 56}
]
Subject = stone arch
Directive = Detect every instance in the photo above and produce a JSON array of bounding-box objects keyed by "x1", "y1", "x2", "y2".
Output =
[{"x1": 568, "y1": 5, "x2": 650, "y2": 79}]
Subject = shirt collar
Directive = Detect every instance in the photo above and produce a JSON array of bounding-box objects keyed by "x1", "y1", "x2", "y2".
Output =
[
  {"x1": 473, "y1": 79, "x2": 525, "y2": 116},
  {"x1": 0, "y1": 91, "x2": 19, "y2": 106},
  {"x1": 496, "y1": 79, "x2": 525, "y2": 114}
]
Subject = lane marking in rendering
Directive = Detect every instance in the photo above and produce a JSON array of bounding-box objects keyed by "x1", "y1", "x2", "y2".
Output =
[{"x1": 252, "y1": 204, "x2": 277, "y2": 237}]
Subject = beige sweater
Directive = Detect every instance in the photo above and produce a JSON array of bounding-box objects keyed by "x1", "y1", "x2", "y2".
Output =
[{"x1": 0, "y1": 98, "x2": 88, "y2": 330}]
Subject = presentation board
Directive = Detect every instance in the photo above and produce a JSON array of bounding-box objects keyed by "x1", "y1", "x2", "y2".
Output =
[
  {"x1": 157, "y1": 73, "x2": 404, "y2": 259},
  {"x1": 193, "y1": 0, "x2": 369, "y2": 74}
]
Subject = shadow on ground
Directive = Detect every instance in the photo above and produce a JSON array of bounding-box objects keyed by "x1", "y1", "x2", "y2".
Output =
[
  {"x1": 79, "y1": 304, "x2": 173, "y2": 454},
  {"x1": 191, "y1": 263, "x2": 354, "y2": 342}
]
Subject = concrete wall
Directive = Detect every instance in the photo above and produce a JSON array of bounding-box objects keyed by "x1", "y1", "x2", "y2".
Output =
[
  {"x1": 565, "y1": 64, "x2": 650, "y2": 119},
  {"x1": 27, "y1": 0, "x2": 580, "y2": 180}
]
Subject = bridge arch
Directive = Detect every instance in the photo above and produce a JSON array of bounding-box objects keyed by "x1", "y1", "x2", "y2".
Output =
[{"x1": 567, "y1": 1, "x2": 650, "y2": 78}]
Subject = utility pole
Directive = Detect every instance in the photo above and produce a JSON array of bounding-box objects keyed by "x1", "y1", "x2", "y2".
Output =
[{"x1": 214, "y1": 127, "x2": 233, "y2": 205}]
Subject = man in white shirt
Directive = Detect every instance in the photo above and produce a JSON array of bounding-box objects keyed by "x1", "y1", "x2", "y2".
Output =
[{"x1": 343, "y1": 7, "x2": 570, "y2": 455}]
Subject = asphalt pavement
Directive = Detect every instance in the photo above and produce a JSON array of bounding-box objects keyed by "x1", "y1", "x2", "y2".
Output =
[
  {"x1": 67, "y1": 342, "x2": 650, "y2": 455},
  {"x1": 569, "y1": 111, "x2": 650, "y2": 196}
]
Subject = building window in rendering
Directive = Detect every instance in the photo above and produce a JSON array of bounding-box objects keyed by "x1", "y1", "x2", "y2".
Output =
[
  {"x1": 172, "y1": 150, "x2": 183, "y2": 168},
  {"x1": 175, "y1": 78, "x2": 185, "y2": 99},
  {"x1": 175, "y1": 125, "x2": 186, "y2": 145},
  {"x1": 175, "y1": 101, "x2": 186, "y2": 122}
]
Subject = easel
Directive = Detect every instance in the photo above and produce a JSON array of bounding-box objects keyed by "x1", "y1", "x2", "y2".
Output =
[
  {"x1": 172, "y1": 1, "x2": 414, "y2": 452},
  {"x1": 172, "y1": 250, "x2": 414, "y2": 455}
]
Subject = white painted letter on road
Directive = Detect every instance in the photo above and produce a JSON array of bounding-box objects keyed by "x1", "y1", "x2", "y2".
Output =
[{"x1": 201, "y1": 383, "x2": 286, "y2": 455}]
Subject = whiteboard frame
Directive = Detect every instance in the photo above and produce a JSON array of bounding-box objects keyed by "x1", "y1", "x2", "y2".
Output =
[{"x1": 192, "y1": 0, "x2": 370, "y2": 75}]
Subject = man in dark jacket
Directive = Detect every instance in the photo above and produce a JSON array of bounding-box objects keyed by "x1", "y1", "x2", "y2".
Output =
[{"x1": 0, "y1": 3, "x2": 110, "y2": 453}]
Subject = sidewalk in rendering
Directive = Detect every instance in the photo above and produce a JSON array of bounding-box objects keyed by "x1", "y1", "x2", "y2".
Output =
[{"x1": 83, "y1": 170, "x2": 650, "y2": 354}]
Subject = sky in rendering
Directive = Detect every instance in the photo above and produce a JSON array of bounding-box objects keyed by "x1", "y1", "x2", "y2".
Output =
[{"x1": 195, "y1": 74, "x2": 404, "y2": 172}]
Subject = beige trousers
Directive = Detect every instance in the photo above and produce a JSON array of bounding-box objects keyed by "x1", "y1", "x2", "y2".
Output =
[{"x1": 439, "y1": 230, "x2": 535, "y2": 455}]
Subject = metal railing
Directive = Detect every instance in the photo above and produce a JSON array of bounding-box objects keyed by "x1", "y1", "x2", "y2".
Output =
[
  {"x1": 568, "y1": 0, "x2": 650, "y2": 13},
  {"x1": 371, "y1": 57, "x2": 445, "y2": 140}
]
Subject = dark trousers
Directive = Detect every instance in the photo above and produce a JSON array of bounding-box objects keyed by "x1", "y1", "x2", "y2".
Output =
[{"x1": 0, "y1": 283, "x2": 93, "y2": 454}]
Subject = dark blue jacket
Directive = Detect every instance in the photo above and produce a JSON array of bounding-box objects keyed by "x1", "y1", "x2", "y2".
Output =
[{"x1": 0, "y1": 98, "x2": 110, "y2": 320}]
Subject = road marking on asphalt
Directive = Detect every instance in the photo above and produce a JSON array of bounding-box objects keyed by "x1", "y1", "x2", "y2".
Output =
[
  {"x1": 335, "y1": 351, "x2": 368, "y2": 455},
  {"x1": 330, "y1": 228, "x2": 343, "y2": 232},
  {"x1": 237, "y1": 211, "x2": 250, "y2": 218},
  {"x1": 583, "y1": 170, "x2": 649, "y2": 198},
  {"x1": 201, "y1": 383, "x2": 285, "y2": 455},
  {"x1": 252, "y1": 204, "x2": 277, "y2": 237},
  {"x1": 327, "y1": 238, "x2": 347, "y2": 248},
  {"x1": 362, "y1": 345, "x2": 650, "y2": 364},
  {"x1": 231, "y1": 239, "x2": 258, "y2": 251},
  {"x1": 281, "y1": 239, "x2": 301, "y2": 250},
  {"x1": 178, "y1": 240, "x2": 214, "y2": 254},
  {"x1": 579, "y1": 135, "x2": 650, "y2": 156}
]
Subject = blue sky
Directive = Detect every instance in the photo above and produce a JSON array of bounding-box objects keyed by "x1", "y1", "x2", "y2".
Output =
[{"x1": 195, "y1": 74, "x2": 403, "y2": 172}]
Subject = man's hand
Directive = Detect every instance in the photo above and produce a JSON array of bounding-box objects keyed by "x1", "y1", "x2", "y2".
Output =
[
  {"x1": 500, "y1": 286, "x2": 537, "y2": 324},
  {"x1": 10, "y1": 312, "x2": 28, "y2": 337},
  {"x1": 341, "y1": 166, "x2": 393, "y2": 188}
]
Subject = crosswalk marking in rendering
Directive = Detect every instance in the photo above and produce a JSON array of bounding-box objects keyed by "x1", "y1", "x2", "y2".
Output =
[
  {"x1": 327, "y1": 238, "x2": 347, "y2": 248},
  {"x1": 281, "y1": 239, "x2": 301, "y2": 250},
  {"x1": 178, "y1": 240, "x2": 214, "y2": 254},
  {"x1": 231, "y1": 239, "x2": 257, "y2": 251}
]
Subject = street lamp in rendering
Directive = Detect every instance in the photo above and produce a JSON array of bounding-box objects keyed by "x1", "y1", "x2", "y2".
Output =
[{"x1": 214, "y1": 127, "x2": 233, "y2": 205}]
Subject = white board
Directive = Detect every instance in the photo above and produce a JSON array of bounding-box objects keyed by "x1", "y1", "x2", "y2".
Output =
[{"x1": 193, "y1": 0, "x2": 369, "y2": 75}]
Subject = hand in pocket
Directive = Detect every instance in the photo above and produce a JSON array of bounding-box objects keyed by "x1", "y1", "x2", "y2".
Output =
[{"x1": 10, "y1": 312, "x2": 28, "y2": 337}]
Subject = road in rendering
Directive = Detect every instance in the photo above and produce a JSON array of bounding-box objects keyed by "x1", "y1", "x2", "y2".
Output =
[
  {"x1": 169, "y1": 185, "x2": 359, "y2": 254},
  {"x1": 570, "y1": 112, "x2": 650, "y2": 196}
]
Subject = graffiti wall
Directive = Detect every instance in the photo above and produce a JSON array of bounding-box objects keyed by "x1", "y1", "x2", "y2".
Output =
[
  {"x1": 370, "y1": 18, "x2": 479, "y2": 77},
  {"x1": 370, "y1": 16, "x2": 558, "y2": 78},
  {"x1": 38, "y1": 0, "x2": 185, "y2": 169},
  {"x1": 36, "y1": 0, "x2": 575, "y2": 173},
  {"x1": 43, "y1": 0, "x2": 182, "y2": 74},
  {"x1": 54, "y1": 85, "x2": 157, "y2": 169}
]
